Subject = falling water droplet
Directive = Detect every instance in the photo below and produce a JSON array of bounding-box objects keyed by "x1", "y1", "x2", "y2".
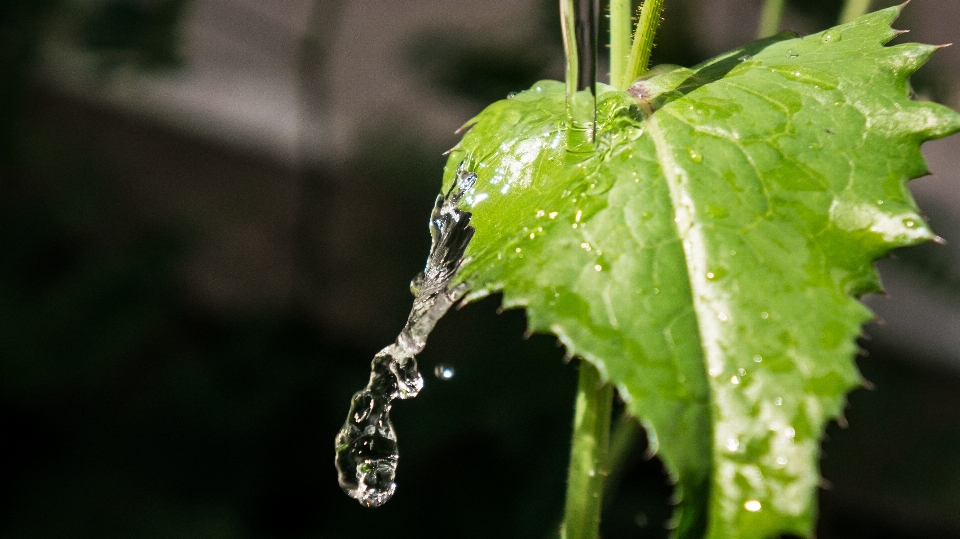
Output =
[
  {"x1": 744, "y1": 500, "x2": 762, "y2": 512},
  {"x1": 335, "y1": 163, "x2": 477, "y2": 507},
  {"x1": 434, "y1": 364, "x2": 455, "y2": 380}
]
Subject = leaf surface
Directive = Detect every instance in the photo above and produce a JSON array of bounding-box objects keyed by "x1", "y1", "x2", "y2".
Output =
[{"x1": 441, "y1": 8, "x2": 960, "y2": 539}]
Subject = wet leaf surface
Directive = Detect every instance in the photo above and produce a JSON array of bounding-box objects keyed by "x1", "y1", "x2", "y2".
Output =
[{"x1": 441, "y1": 8, "x2": 960, "y2": 539}]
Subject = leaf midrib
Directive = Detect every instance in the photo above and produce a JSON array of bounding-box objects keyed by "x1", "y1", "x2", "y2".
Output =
[{"x1": 646, "y1": 114, "x2": 723, "y2": 521}]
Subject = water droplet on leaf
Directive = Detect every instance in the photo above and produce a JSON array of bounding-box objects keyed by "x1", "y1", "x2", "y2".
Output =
[
  {"x1": 786, "y1": 49, "x2": 799, "y2": 58},
  {"x1": 745, "y1": 500, "x2": 762, "y2": 512},
  {"x1": 821, "y1": 30, "x2": 841, "y2": 43}
]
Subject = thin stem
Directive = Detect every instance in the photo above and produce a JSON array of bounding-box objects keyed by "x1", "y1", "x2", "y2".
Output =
[
  {"x1": 560, "y1": 0, "x2": 580, "y2": 103},
  {"x1": 757, "y1": 0, "x2": 786, "y2": 38},
  {"x1": 560, "y1": 0, "x2": 599, "y2": 150},
  {"x1": 560, "y1": 362, "x2": 614, "y2": 539},
  {"x1": 622, "y1": 0, "x2": 666, "y2": 88},
  {"x1": 839, "y1": 0, "x2": 871, "y2": 24},
  {"x1": 602, "y1": 414, "x2": 641, "y2": 503},
  {"x1": 609, "y1": 0, "x2": 632, "y2": 89}
]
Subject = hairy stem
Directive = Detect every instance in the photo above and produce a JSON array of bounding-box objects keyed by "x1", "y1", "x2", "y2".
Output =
[
  {"x1": 609, "y1": 0, "x2": 632, "y2": 89},
  {"x1": 839, "y1": 0, "x2": 871, "y2": 23},
  {"x1": 757, "y1": 0, "x2": 786, "y2": 38},
  {"x1": 561, "y1": 362, "x2": 614, "y2": 539},
  {"x1": 622, "y1": 0, "x2": 665, "y2": 87}
]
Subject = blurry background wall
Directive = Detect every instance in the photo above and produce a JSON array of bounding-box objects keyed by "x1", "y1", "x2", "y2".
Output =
[{"x1": 2, "y1": 0, "x2": 960, "y2": 538}]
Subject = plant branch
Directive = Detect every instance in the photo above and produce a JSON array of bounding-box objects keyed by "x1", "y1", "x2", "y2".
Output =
[
  {"x1": 839, "y1": 0, "x2": 871, "y2": 23},
  {"x1": 622, "y1": 0, "x2": 665, "y2": 88},
  {"x1": 561, "y1": 361, "x2": 614, "y2": 539},
  {"x1": 757, "y1": 0, "x2": 786, "y2": 38},
  {"x1": 609, "y1": 0, "x2": 632, "y2": 89}
]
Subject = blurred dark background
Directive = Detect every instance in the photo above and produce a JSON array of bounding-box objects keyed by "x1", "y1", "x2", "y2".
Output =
[{"x1": 2, "y1": 0, "x2": 960, "y2": 538}]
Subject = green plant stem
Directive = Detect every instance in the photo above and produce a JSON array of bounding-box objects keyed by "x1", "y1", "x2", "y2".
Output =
[
  {"x1": 839, "y1": 0, "x2": 871, "y2": 23},
  {"x1": 609, "y1": 0, "x2": 632, "y2": 89},
  {"x1": 560, "y1": 362, "x2": 614, "y2": 539},
  {"x1": 622, "y1": 0, "x2": 665, "y2": 88},
  {"x1": 560, "y1": 0, "x2": 580, "y2": 102},
  {"x1": 757, "y1": 0, "x2": 786, "y2": 38},
  {"x1": 602, "y1": 414, "x2": 641, "y2": 502}
]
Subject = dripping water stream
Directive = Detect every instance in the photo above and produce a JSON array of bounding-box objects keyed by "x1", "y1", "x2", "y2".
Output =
[{"x1": 334, "y1": 165, "x2": 476, "y2": 507}]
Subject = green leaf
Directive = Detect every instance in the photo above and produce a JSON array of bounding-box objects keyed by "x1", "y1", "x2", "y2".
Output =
[{"x1": 441, "y1": 7, "x2": 960, "y2": 539}]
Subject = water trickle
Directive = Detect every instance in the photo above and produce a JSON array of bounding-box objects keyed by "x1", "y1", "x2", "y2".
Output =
[
  {"x1": 434, "y1": 364, "x2": 455, "y2": 380},
  {"x1": 335, "y1": 164, "x2": 476, "y2": 507}
]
